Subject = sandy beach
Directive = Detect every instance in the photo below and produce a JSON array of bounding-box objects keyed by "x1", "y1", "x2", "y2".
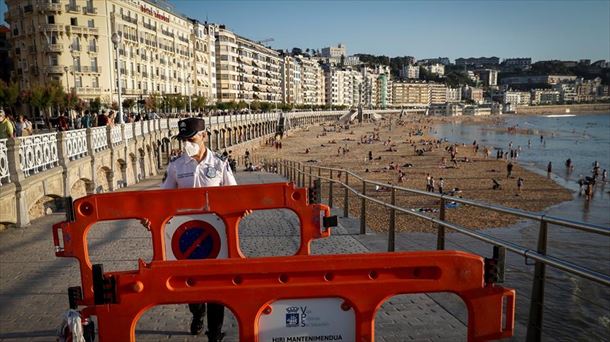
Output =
[{"x1": 253, "y1": 114, "x2": 573, "y2": 233}]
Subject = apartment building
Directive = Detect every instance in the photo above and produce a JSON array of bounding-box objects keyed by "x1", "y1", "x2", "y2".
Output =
[
  {"x1": 429, "y1": 83, "x2": 447, "y2": 104},
  {"x1": 462, "y1": 85, "x2": 484, "y2": 104},
  {"x1": 446, "y1": 87, "x2": 462, "y2": 102},
  {"x1": 280, "y1": 55, "x2": 301, "y2": 104},
  {"x1": 296, "y1": 55, "x2": 324, "y2": 106},
  {"x1": 6, "y1": 0, "x2": 217, "y2": 104},
  {"x1": 215, "y1": 25, "x2": 282, "y2": 103},
  {"x1": 422, "y1": 63, "x2": 445, "y2": 76},
  {"x1": 392, "y1": 82, "x2": 430, "y2": 106},
  {"x1": 531, "y1": 89, "x2": 560, "y2": 105},
  {"x1": 399, "y1": 64, "x2": 419, "y2": 80},
  {"x1": 475, "y1": 69, "x2": 498, "y2": 87}
]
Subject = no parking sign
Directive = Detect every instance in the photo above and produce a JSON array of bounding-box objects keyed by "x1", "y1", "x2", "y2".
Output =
[{"x1": 164, "y1": 214, "x2": 228, "y2": 260}]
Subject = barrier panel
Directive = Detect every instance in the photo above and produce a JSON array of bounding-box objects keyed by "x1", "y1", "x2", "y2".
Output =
[{"x1": 53, "y1": 183, "x2": 515, "y2": 341}]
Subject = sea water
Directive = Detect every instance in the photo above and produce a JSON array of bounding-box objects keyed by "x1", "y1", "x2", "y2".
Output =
[{"x1": 432, "y1": 113, "x2": 610, "y2": 340}]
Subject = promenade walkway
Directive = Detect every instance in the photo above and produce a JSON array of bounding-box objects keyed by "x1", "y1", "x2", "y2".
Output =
[{"x1": 1, "y1": 171, "x2": 468, "y2": 342}]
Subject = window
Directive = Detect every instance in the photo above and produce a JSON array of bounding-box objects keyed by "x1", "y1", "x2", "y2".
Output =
[
  {"x1": 88, "y1": 19, "x2": 95, "y2": 28},
  {"x1": 70, "y1": 17, "x2": 78, "y2": 26},
  {"x1": 71, "y1": 37, "x2": 80, "y2": 51},
  {"x1": 47, "y1": 15, "x2": 55, "y2": 24},
  {"x1": 92, "y1": 77, "x2": 99, "y2": 88},
  {"x1": 73, "y1": 56, "x2": 81, "y2": 71},
  {"x1": 75, "y1": 76, "x2": 82, "y2": 88},
  {"x1": 49, "y1": 54, "x2": 59, "y2": 66},
  {"x1": 91, "y1": 57, "x2": 98, "y2": 71}
]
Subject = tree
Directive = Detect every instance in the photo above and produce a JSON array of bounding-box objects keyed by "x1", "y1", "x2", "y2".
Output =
[
  {"x1": 193, "y1": 95, "x2": 207, "y2": 111},
  {"x1": 144, "y1": 94, "x2": 158, "y2": 112},
  {"x1": 89, "y1": 97, "x2": 102, "y2": 113},
  {"x1": 122, "y1": 98, "x2": 135, "y2": 112},
  {"x1": 0, "y1": 81, "x2": 20, "y2": 115},
  {"x1": 250, "y1": 101, "x2": 261, "y2": 111}
]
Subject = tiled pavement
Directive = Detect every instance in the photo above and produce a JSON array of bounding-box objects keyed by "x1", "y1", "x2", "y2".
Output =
[{"x1": 1, "y1": 171, "x2": 479, "y2": 342}]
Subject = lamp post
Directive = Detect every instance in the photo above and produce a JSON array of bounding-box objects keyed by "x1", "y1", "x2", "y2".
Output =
[
  {"x1": 111, "y1": 32, "x2": 125, "y2": 124},
  {"x1": 187, "y1": 74, "x2": 192, "y2": 115}
]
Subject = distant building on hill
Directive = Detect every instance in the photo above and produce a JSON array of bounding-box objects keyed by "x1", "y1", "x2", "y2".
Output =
[{"x1": 455, "y1": 57, "x2": 500, "y2": 67}]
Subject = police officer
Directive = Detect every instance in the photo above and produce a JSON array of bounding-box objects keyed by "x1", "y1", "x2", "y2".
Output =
[{"x1": 161, "y1": 117, "x2": 235, "y2": 341}]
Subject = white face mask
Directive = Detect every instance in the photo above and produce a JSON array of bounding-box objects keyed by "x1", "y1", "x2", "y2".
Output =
[{"x1": 184, "y1": 141, "x2": 201, "y2": 157}]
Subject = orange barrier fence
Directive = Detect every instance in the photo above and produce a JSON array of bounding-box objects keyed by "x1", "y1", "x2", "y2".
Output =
[{"x1": 52, "y1": 183, "x2": 515, "y2": 341}]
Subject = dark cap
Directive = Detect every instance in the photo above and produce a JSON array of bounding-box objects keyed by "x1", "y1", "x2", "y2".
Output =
[{"x1": 174, "y1": 118, "x2": 205, "y2": 140}]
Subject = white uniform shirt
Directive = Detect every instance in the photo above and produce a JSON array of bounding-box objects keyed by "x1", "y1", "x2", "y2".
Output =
[{"x1": 161, "y1": 148, "x2": 237, "y2": 189}]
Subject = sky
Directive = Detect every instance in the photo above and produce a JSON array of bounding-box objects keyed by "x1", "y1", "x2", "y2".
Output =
[{"x1": 2, "y1": 0, "x2": 609, "y2": 62}]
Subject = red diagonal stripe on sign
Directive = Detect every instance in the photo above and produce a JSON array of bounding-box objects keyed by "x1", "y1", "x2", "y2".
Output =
[{"x1": 177, "y1": 230, "x2": 211, "y2": 259}]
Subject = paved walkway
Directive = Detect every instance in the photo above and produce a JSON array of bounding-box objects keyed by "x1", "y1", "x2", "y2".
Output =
[{"x1": 1, "y1": 171, "x2": 468, "y2": 342}]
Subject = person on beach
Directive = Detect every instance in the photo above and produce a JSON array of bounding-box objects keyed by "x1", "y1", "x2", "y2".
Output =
[
  {"x1": 425, "y1": 173, "x2": 431, "y2": 191},
  {"x1": 517, "y1": 177, "x2": 524, "y2": 195},
  {"x1": 438, "y1": 177, "x2": 444, "y2": 194},
  {"x1": 507, "y1": 161, "x2": 514, "y2": 178},
  {"x1": 547, "y1": 162, "x2": 552, "y2": 178},
  {"x1": 602, "y1": 169, "x2": 607, "y2": 182}
]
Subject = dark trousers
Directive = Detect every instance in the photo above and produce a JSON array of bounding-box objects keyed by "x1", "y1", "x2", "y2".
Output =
[{"x1": 189, "y1": 303, "x2": 224, "y2": 335}]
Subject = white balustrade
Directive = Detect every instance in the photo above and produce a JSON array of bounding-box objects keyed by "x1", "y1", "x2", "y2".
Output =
[
  {"x1": 169, "y1": 118, "x2": 179, "y2": 129},
  {"x1": 64, "y1": 129, "x2": 88, "y2": 160},
  {"x1": 18, "y1": 133, "x2": 59, "y2": 177},
  {"x1": 134, "y1": 121, "x2": 142, "y2": 137},
  {"x1": 142, "y1": 120, "x2": 149, "y2": 135},
  {"x1": 0, "y1": 139, "x2": 9, "y2": 185},
  {"x1": 111, "y1": 126, "x2": 122, "y2": 145},
  {"x1": 160, "y1": 119, "x2": 168, "y2": 129},
  {"x1": 91, "y1": 126, "x2": 109, "y2": 152},
  {"x1": 124, "y1": 123, "x2": 134, "y2": 141}
]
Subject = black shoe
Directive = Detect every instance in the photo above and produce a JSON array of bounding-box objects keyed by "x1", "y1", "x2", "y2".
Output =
[
  {"x1": 205, "y1": 331, "x2": 225, "y2": 342},
  {"x1": 190, "y1": 316, "x2": 204, "y2": 335}
]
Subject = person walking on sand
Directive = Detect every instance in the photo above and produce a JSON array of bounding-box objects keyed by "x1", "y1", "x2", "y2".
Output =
[
  {"x1": 547, "y1": 162, "x2": 552, "y2": 178},
  {"x1": 425, "y1": 173, "x2": 431, "y2": 192},
  {"x1": 507, "y1": 161, "x2": 514, "y2": 178},
  {"x1": 438, "y1": 177, "x2": 444, "y2": 194},
  {"x1": 517, "y1": 177, "x2": 524, "y2": 195}
]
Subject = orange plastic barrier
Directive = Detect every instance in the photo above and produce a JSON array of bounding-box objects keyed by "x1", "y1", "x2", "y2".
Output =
[{"x1": 53, "y1": 183, "x2": 515, "y2": 341}]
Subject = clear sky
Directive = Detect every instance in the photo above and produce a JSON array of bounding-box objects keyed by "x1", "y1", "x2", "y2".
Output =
[{"x1": 2, "y1": 0, "x2": 609, "y2": 62}]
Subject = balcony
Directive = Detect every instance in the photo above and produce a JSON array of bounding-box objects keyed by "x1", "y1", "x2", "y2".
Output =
[
  {"x1": 121, "y1": 15, "x2": 137, "y2": 25},
  {"x1": 46, "y1": 66, "x2": 65, "y2": 74},
  {"x1": 143, "y1": 22, "x2": 156, "y2": 31},
  {"x1": 74, "y1": 87, "x2": 101, "y2": 94},
  {"x1": 65, "y1": 4, "x2": 80, "y2": 13},
  {"x1": 161, "y1": 30, "x2": 174, "y2": 38},
  {"x1": 40, "y1": 2, "x2": 62, "y2": 13},
  {"x1": 45, "y1": 43, "x2": 63, "y2": 52},
  {"x1": 65, "y1": 25, "x2": 86, "y2": 34},
  {"x1": 83, "y1": 6, "x2": 97, "y2": 14},
  {"x1": 78, "y1": 66, "x2": 101, "y2": 73},
  {"x1": 41, "y1": 24, "x2": 64, "y2": 33}
]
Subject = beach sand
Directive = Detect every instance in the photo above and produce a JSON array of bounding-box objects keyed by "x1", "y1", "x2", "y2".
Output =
[{"x1": 252, "y1": 115, "x2": 573, "y2": 233}]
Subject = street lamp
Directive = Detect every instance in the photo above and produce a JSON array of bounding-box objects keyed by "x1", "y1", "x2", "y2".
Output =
[
  {"x1": 111, "y1": 32, "x2": 125, "y2": 124},
  {"x1": 187, "y1": 74, "x2": 192, "y2": 115}
]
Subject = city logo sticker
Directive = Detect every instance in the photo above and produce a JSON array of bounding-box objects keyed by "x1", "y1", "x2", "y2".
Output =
[{"x1": 285, "y1": 306, "x2": 300, "y2": 327}]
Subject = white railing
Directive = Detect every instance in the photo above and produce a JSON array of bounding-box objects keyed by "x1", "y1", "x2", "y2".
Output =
[
  {"x1": 91, "y1": 126, "x2": 109, "y2": 152},
  {"x1": 169, "y1": 118, "x2": 179, "y2": 129},
  {"x1": 64, "y1": 129, "x2": 88, "y2": 160},
  {"x1": 134, "y1": 121, "x2": 142, "y2": 137},
  {"x1": 0, "y1": 139, "x2": 9, "y2": 185},
  {"x1": 18, "y1": 133, "x2": 59, "y2": 176},
  {"x1": 160, "y1": 119, "x2": 168, "y2": 129},
  {"x1": 111, "y1": 125, "x2": 122, "y2": 145},
  {"x1": 124, "y1": 123, "x2": 134, "y2": 141},
  {"x1": 142, "y1": 120, "x2": 150, "y2": 135}
]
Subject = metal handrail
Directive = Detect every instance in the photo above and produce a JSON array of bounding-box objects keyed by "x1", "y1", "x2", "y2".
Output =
[
  {"x1": 293, "y1": 163, "x2": 610, "y2": 236},
  {"x1": 266, "y1": 157, "x2": 610, "y2": 340}
]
